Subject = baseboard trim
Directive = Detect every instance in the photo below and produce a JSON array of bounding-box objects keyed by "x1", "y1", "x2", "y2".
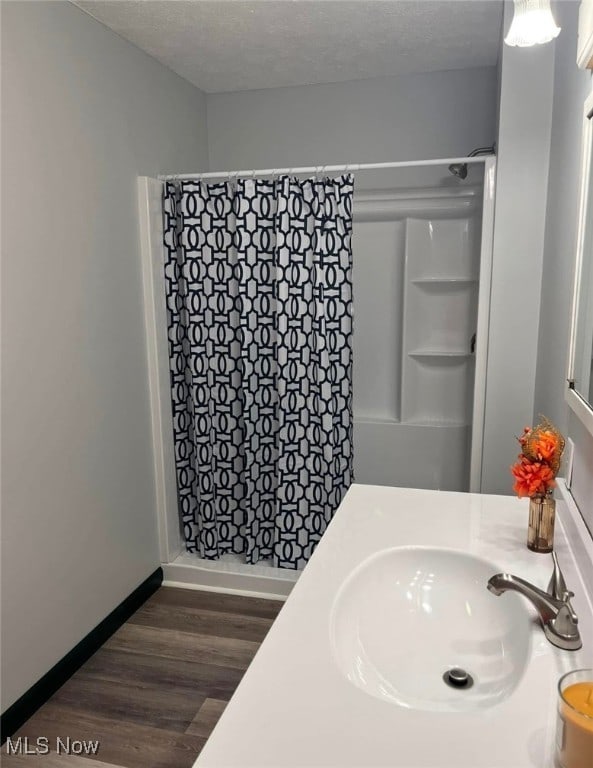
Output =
[
  {"x1": 0, "y1": 566, "x2": 163, "y2": 743},
  {"x1": 162, "y1": 557, "x2": 298, "y2": 599},
  {"x1": 162, "y1": 578, "x2": 289, "y2": 601}
]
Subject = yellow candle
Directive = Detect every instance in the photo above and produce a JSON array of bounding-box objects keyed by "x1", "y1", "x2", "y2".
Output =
[{"x1": 557, "y1": 677, "x2": 593, "y2": 768}]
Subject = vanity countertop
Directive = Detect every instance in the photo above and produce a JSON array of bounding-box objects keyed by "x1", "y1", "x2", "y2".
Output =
[{"x1": 195, "y1": 485, "x2": 593, "y2": 767}]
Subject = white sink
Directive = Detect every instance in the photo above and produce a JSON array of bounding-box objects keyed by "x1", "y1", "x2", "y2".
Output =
[
  {"x1": 329, "y1": 545, "x2": 532, "y2": 712},
  {"x1": 196, "y1": 486, "x2": 590, "y2": 767}
]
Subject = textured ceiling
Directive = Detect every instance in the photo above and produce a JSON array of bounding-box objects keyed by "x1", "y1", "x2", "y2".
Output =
[{"x1": 73, "y1": 0, "x2": 504, "y2": 93}]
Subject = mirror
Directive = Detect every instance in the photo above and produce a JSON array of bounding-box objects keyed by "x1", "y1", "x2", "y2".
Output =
[{"x1": 567, "y1": 92, "x2": 593, "y2": 435}]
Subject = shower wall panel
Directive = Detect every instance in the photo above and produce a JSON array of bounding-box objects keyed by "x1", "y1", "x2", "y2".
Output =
[
  {"x1": 352, "y1": 219, "x2": 405, "y2": 421},
  {"x1": 352, "y1": 187, "x2": 482, "y2": 491},
  {"x1": 355, "y1": 422, "x2": 470, "y2": 490}
]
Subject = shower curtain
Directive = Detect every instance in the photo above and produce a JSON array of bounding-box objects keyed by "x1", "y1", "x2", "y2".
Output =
[{"x1": 162, "y1": 174, "x2": 354, "y2": 569}]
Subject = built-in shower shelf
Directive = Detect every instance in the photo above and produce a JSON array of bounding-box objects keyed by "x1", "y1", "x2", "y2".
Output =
[
  {"x1": 411, "y1": 277, "x2": 478, "y2": 286},
  {"x1": 408, "y1": 350, "x2": 472, "y2": 360},
  {"x1": 402, "y1": 419, "x2": 471, "y2": 428}
]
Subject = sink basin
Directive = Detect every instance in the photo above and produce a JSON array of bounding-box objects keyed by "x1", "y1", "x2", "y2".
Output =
[{"x1": 329, "y1": 546, "x2": 532, "y2": 712}]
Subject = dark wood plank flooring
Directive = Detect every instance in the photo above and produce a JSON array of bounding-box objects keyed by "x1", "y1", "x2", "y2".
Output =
[{"x1": 2, "y1": 587, "x2": 284, "y2": 768}]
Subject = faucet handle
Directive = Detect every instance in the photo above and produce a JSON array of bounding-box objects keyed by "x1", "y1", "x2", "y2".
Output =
[{"x1": 548, "y1": 552, "x2": 570, "y2": 601}]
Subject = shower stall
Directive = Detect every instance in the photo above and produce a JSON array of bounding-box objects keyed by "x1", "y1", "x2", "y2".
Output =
[
  {"x1": 352, "y1": 160, "x2": 492, "y2": 492},
  {"x1": 138, "y1": 155, "x2": 496, "y2": 596}
]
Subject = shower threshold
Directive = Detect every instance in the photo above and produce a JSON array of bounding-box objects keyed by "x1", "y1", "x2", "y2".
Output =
[{"x1": 162, "y1": 551, "x2": 300, "y2": 600}]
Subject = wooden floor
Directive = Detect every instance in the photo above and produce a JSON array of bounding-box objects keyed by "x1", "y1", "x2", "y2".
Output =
[{"x1": 2, "y1": 587, "x2": 284, "y2": 768}]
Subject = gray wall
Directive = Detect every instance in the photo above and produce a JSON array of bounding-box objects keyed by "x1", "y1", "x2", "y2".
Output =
[
  {"x1": 1, "y1": 1, "x2": 208, "y2": 710},
  {"x1": 207, "y1": 67, "x2": 498, "y2": 171},
  {"x1": 534, "y1": 0, "x2": 593, "y2": 530},
  {"x1": 481, "y1": 0, "x2": 556, "y2": 493}
]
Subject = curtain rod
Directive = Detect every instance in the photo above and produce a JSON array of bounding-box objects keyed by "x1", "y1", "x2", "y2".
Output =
[{"x1": 157, "y1": 156, "x2": 491, "y2": 182}]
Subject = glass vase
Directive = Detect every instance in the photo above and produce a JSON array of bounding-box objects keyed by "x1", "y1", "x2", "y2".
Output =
[{"x1": 527, "y1": 493, "x2": 556, "y2": 553}]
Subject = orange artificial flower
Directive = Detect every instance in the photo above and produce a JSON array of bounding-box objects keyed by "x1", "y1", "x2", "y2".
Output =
[
  {"x1": 511, "y1": 455, "x2": 555, "y2": 498},
  {"x1": 531, "y1": 430, "x2": 560, "y2": 463},
  {"x1": 517, "y1": 417, "x2": 565, "y2": 476}
]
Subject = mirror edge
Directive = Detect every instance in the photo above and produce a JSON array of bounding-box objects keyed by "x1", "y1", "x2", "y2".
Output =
[{"x1": 566, "y1": 90, "x2": 593, "y2": 439}]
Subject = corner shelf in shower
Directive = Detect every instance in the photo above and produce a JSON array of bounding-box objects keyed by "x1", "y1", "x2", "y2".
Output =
[
  {"x1": 411, "y1": 278, "x2": 478, "y2": 286},
  {"x1": 401, "y1": 419, "x2": 472, "y2": 427},
  {"x1": 401, "y1": 217, "x2": 480, "y2": 428},
  {"x1": 408, "y1": 350, "x2": 472, "y2": 360}
]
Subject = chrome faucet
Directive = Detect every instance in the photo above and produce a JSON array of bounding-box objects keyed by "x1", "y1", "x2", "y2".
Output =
[{"x1": 487, "y1": 553, "x2": 582, "y2": 651}]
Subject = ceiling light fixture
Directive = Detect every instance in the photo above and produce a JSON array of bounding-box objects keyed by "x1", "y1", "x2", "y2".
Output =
[{"x1": 505, "y1": 0, "x2": 561, "y2": 47}]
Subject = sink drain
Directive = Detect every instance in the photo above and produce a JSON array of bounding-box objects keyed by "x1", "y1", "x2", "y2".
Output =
[{"x1": 443, "y1": 668, "x2": 474, "y2": 689}]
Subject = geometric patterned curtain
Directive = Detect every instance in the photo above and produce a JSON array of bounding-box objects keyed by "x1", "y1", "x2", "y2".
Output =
[{"x1": 162, "y1": 174, "x2": 354, "y2": 569}]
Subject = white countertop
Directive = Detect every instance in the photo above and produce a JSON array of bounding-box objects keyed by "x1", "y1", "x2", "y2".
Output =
[{"x1": 195, "y1": 485, "x2": 593, "y2": 767}]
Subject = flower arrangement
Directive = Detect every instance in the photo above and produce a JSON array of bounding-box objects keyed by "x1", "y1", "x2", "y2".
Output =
[{"x1": 510, "y1": 417, "x2": 565, "y2": 498}]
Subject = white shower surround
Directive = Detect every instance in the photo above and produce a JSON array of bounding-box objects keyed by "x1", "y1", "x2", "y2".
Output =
[
  {"x1": 352, "y1": 179, "x2": 489, "y2": 492},
  {"x1": 138, "y1": 157, "x2": 496, "y2": 597}
]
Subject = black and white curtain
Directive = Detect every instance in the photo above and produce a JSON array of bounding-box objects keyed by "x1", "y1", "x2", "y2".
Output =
[{"x1": 162, "y1": 175, "x2": 353, "y2": 569}]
